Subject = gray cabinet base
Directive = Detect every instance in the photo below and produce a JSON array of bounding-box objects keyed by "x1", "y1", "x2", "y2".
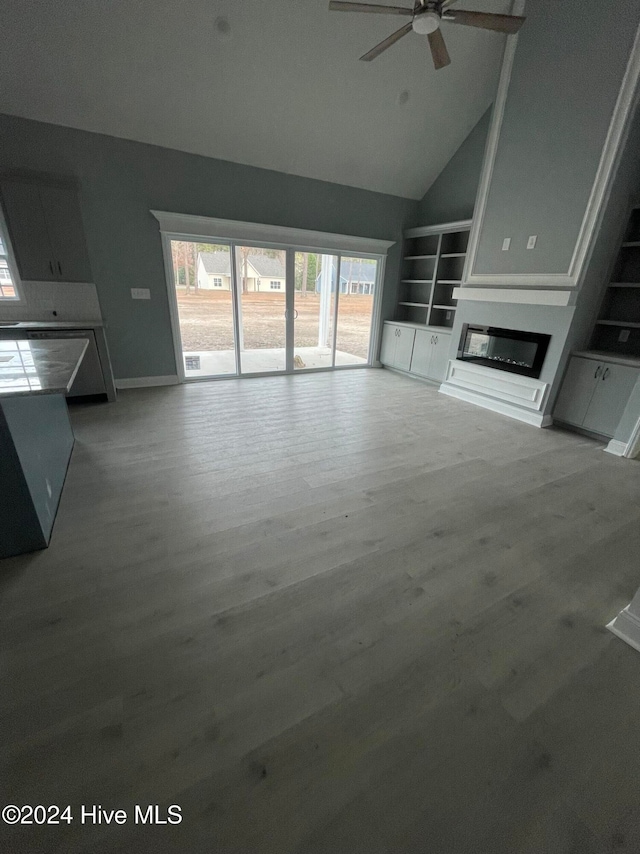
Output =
[{"x1": 0, "y1": 394, "x2": 74, "y2": 558}]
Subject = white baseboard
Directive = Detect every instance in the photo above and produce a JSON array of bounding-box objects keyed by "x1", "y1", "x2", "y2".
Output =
[
  {"x1": 604, "y1": 439, "x2": 628, "y2": 456},
  {"x1": 439, "y1": 382, "x2": 551, "y2": 428},
  {"x1": 607, "y1": 606, "x2": 640, "y2": 654},
  {"x1": 115, "y1": 375, "x2": 180, "y2": 389}
]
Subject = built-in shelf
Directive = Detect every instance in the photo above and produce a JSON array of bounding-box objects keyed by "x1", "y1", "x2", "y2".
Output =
[
  {"x1": 596, "y1": 319, "x2": 640, "y2": 328},
  {"x1": 590, "y1": 204, "x2": 640, "y2": 358},
  {"x1": 398, "y1": 220, "x2": 471, "y2": 330}
]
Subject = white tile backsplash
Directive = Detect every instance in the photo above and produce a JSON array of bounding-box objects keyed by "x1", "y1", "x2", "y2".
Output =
[{"x1": 0, "y1": 281, "x2": 102, "y2": 322}]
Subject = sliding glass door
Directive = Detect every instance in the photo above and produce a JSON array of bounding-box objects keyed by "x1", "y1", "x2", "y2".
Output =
[
  {"x1": 334, "y1": 256, "x2": 378, "y2": 366},
  {"x1": 235, "y1": 245, "x2": 288, "y2": 374},
  {"x1": 293, "y1": 252, "x2": 337, "y2": 371},
  {"x1": 168, "y1": 239, "x2": 381, "y2": 379},
  {"x1": 170, "y1": 239, "x2": 236, "y2": 378}
]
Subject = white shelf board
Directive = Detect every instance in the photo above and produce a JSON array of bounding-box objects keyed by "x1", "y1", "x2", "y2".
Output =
[
  {"x1": 431, "y1": 304, "x2": 456, "y2": 310},
  {"x1": 597, "y1": 319, "x2": 640, "y2": 328},
  {"x1": 404, "y1": 255, "x2": 436, "y2": 260},
  {"x1": 440, "y1": 253, "x2": 466, "y2": 258},
  {"x1": 399, "y1": 302, "x2": 429, "y2": 307},
  {"x1": 437, "y1": 279, "x2": 462, "y2": 284},
  {"x1": 401, "y1": 279, "x2": 432, "y2": 284}
]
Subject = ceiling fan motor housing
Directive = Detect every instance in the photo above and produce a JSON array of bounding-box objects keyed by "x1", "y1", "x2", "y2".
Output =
[{"x1": 412, "y1": 1, "x2": 441, "y2": 35}]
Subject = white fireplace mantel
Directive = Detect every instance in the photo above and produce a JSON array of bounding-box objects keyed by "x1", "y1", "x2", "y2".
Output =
[{"x1": 452, "y1": 287, "x2": 573, "y2": 307}]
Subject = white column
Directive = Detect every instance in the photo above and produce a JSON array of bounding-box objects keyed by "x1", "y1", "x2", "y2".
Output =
[{"x1": 318, "y1": 255, "x2": 333, "y2": 348}]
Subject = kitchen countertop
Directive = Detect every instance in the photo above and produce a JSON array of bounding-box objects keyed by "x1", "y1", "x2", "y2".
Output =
[
  {"x1": 0, "y1": 320, "x2": 104, "y2": 329},
  {"x1": 0, "y1": 338, "x2": 89, "y2": 398}
]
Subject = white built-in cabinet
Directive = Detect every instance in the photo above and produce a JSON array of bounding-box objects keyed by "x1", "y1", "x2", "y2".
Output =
[
  {"x1": 411, "y1": 329, "x2": 451, "y2": 382},
  {"x1": 554, "y1": 355, "x2": 640, "y2": 437},
  {"x1": 0, "y1": 176, "x2": 92, "y2": 282},
  {"x1": 380, "y1": 323, "x2": 415, "y2": 372},
  {"x1": 380, "y1": 321, "x2": 452, "y2": 383}
]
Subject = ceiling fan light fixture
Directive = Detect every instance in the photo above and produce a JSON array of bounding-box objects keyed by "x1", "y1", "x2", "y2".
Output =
[{"x1": 412, "y1": 10, "x2": 440, "y2": 35}]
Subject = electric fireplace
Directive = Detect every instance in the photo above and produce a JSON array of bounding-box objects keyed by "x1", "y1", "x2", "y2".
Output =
[{"x1": 457, "y1": 325, "x2": 551, "y2": 379}]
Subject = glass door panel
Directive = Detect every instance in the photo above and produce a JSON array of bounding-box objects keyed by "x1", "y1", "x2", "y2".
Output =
[
  {"x1": 235, "y1": 246, "x2": 288, "y2": 373},
  {"x1": 293, "y1": 252, "x2": 338, "y2": 370},
  {"x1": 334, "y1": 256, "x2": 377, "y2": 366},
  {"x1": 170, "y1": 240, "x2": 236, "y2": 377}
]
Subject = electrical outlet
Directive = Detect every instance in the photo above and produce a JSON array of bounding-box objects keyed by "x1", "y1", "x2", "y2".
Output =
[
  {"x1": 131, "y1": 288, "x2": 151, "y2": 300},
  {"x1": 527, "y1": 235, "x2": 537, "y2": 250},
  {"x1": 619, "y1": 329, "x2": 631, "y2": 343},
  {"x1": 502, "y1": 237, "x2": 511, "y2": 251}
]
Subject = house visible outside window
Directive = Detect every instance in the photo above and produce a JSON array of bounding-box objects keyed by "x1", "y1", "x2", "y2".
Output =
[
  {"x1": 212, "y1": 277, "x2": 223, "y2": 288},
  {"x1": 0, "y1": 214, "x2": 19, "y2": 300},
  {"x1": 270, "y1": 280, "x2": 281, "y2": 290}
]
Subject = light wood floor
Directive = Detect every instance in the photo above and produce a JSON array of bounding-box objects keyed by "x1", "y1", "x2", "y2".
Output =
[{"x1": 2, "y1": 369, "x2": 640, "y2": 853}]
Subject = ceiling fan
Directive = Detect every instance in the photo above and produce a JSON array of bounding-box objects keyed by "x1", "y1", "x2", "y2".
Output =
[{"x1": 328, "y1": 0, "x2": 525, "y2": 70}]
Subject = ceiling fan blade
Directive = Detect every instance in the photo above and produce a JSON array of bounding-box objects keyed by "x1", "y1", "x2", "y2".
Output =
[
  {"x1": 329, "y1": 1, "x2": 413, "y2": 15},
  {"x1": 427, "y1": 27, "x2": 451, "y2": 70},
  {"x1": 442, "y1": 9, "x2": 525, "y2": 34},
  {"x1": 360, "y1": 21, "x2": 413, "y2": 61}
]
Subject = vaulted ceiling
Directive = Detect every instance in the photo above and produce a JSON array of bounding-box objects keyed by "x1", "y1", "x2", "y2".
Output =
[{"x1": 0, "y1": 0, "x2": 510, "y2": 199}]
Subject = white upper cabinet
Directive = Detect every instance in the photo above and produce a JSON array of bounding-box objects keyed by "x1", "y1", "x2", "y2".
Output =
[{"x1": 0, "y1": 177, "x2": 92, "y2": 283}]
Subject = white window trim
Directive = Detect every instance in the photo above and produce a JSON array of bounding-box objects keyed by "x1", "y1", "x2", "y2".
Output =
[
  {"x1": 151, "y1": 211, "x2": 394, "y2": 256},
  {"x1": 212, "y1": 277, "x2": 223, "y2": 287},
  {"x1": 0, "y1": 204, "x2": 22, "y2": 302}
]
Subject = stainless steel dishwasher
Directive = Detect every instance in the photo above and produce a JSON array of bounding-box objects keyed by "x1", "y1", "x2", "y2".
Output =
[{"x1": 26, "y1": 329, "x2": 107, "y2": 397}]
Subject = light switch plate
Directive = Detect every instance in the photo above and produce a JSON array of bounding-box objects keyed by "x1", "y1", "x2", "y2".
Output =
[
  {"x1": 131, "y1": 288, "x2": 151, "y2": 300},
  {"x1": 502, "y1": 237, "x2": 511, "y2": 251},
  {"x1": 527, "y1": 235, "x2": 537, "y2": 249}
]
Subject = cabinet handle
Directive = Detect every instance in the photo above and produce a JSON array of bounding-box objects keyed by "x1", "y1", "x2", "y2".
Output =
[
  {"x1": 434, "y1": 335, "x2": 438, "y2": 345},
  {"x1": 430, "y1": 335, "x2": 433, "y2": 344},
  {"x1": 594, "y1": 365, "x2": 602, "y2": 379},
  {"x1": 49, "y1": 260, "x2": 54, "y2": 275},
  {"x1": 58, "y1": 261, "x2": 62, "y2": 276},
  {"x1": 602, "y1": 367, "x2": 610, "y2": 381}
]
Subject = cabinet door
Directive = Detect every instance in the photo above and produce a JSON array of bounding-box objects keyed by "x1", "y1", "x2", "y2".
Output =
[
  {"x1": 380, "y1": 324, "x2": 397, "y2": 367},
  {"x1": 0, "y1": 180, "x2": 56, "y2": 281},
  {"x1": 410, "y1": 329, "x2": 434, "y2": 378},
  {"x1": 429, "y1": 333, "x2": 452, "y2": 382},
  {"x1": 394, "y1": 327, "x2": 416, "y2": 372},
  {"x1": 553, "y1": 357, "x2": 600, "y2": 427},
  {"x1": 39, "y1": 185, "x2": 92, "y2": 282},
  {"x1": 583, "y1": 363, "x2": 639, "y2": 437}
]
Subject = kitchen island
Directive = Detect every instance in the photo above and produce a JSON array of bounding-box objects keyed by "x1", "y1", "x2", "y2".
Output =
[{"x1": 0, "y1": 338, "x2": 88, "y2": 558}]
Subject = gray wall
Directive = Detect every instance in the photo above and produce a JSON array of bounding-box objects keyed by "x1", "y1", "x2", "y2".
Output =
[
  {"x1": 0, "y1": 114, "x2": 417, "y2": 380},
  {"x1": 474, "y1": 0, "x2": 640, "y2": 276},
  {"x1": 414, "y1": 107, "x2": 491, "y2": 227}
]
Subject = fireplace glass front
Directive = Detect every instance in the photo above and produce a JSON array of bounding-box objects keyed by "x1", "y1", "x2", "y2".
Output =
[{"x1": 457, "y1": 325, "x2": 551, "y2": 379}]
